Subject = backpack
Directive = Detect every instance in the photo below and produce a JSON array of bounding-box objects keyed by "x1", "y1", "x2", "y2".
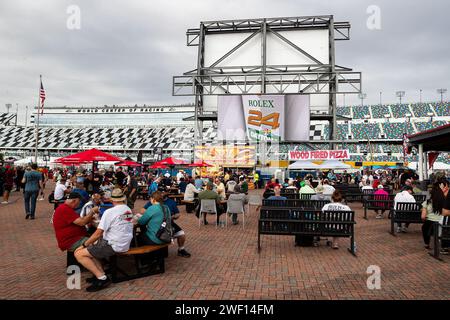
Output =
[{"x1": 48, "y1": 191, "x2": 55, "y2": 203}]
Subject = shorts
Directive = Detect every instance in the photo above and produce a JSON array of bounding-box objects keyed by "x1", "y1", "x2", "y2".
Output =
[
  {"x1": 172, "y1": 221, "x2": 185, "y2": 238},
  {"x1": 4, "y1": 185, "x2": 13, "y2": 192},
  {"x1": 87, "y1": 238, "x2": 116, "y2": 259},
  {"x1": 69, "y1": 236, "x2": 90, "y2": 252}
]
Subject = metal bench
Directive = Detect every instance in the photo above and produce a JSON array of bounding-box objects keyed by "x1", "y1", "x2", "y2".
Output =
[
  {"x1": 390, "y1": 202, "x2": 422, "y2": 235},
  {"x1": 258, "y1": 208, "x2": 356, "y2": 256},
  {"x1": 431, "y1": 216, "x2": 450, "y2": 261}
]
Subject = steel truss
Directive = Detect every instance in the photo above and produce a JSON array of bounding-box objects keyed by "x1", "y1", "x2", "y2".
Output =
[{"x1": 172, "y1": 15, "x2": 362, "y2": 144}]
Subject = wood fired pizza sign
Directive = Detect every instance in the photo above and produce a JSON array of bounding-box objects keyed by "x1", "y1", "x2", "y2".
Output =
[{"x1": 289, "y1": 149, "x2": 350, "y2": 161}]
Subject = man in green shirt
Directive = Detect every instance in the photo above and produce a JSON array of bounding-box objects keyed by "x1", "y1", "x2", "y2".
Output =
[
  {"x1": 239, "y1": 176, "x2": 249, "y2": 193},
  {"x1": 197, "y1": 182, "x2": 223, "y2": 225}
]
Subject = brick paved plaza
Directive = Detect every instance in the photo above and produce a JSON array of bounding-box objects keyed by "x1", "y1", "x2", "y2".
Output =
[{"x1": 0, "y1": 184, "x2": 448, "y2": 300}]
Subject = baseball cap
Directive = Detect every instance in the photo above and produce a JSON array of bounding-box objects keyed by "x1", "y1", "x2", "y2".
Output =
[
  {"x1": 68, "y1": 192, "x2": 82, "y2": 200},
  {"x1": 377, "y1": 184, "x2": 384, "y2": 189}
]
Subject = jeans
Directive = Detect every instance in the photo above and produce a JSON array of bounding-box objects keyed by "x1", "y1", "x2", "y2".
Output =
[
  {"x1": 24, "y1": 190, "x2": 39, "y2": 217},
  {"x1": 421, "y1": 220, "x2": 434, "y2": 246}
]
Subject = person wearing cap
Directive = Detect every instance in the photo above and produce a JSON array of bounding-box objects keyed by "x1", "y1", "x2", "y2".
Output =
[
  {"x1": 311, "y1": 185, "x2": 331, "y2": 201},
  {"x1": 393, "y1": 185, "x2": 416, "y2": 233},
  {"x1": 299, "y1": 180, "x2": 316, "y2": 196},
  {"x1": 373, "y1": 184, "x2": 389, "y2": 219},
  {"x1": 54, "y1": 175, "x2": 71, "y2": 210},
  {"x1": 74, "y1": 188, "x2": 134, "y2": 292},
  {"x1": 197, "y1": 181, "x2": 223, "y2": 225},
  {"x1": 52, "y1": 192, "x2": 94, "y2": 255}
]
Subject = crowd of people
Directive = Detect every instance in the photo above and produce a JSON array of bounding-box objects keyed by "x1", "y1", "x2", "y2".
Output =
[{"x1": 2, "y1": 159, "x2": 449, "y2": 293}]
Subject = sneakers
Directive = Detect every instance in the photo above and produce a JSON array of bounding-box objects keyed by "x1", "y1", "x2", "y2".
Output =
[
  {"x1": 38, "y1": 197, "x2": 45, "y2": 201},
  {"x1": 401, "y1": 227, "x2": 408, "y2": 233},
  {"x1": 86, "y1": 277, "x2": 111, "y2": 292},
  {"x1": 86, "y1": 276, "x2": 97, "y2": 283},
  {"x1": 25, "y1": 214, "x2": 30, "y2": 220},
  {"x1": 396, "y1": 227, "x2": 402, "y2": 233},
  {"x1": 1, "y1": 201, "x2": 8, "y2": 204},
  {"x1": 177, "y1": 249, "x2": 191, "y2": 258},
  {"x1": 375, "y1": 214, "x2": 383, "y2": 219}
]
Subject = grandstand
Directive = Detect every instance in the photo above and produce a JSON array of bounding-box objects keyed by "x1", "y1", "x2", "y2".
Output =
[{"x1": 0, "y1": 101, "x2": 449, "y2": 165}]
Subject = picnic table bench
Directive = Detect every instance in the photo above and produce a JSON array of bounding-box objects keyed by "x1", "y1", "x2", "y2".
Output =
[
  {"x1": 110, "y1": 243, "x2": 170, "y2": 283},
  {"x1": 258, "y1": 207, "x2": 356, "y2": 256}
]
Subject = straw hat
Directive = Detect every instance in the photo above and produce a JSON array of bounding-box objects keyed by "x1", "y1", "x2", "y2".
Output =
[{"x1": 111, "y1": 188, "x2": 126, "y2": 202}]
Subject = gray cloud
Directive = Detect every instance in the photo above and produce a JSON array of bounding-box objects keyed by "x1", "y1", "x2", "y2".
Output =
[{"x1": 0, "y1": 0, "x2": 449, "y2": 124}]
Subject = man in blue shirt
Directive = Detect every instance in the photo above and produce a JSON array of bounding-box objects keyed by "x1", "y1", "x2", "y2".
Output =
[
  {"x1": 22, "y1": 163, "x2": 43, "y2": 220},
  {"x1": 267, "y1": 186, "x2": 287, "y2": 201},
  {"x1": 141, "y1": 192, "x2": 191, "y2": 257}
]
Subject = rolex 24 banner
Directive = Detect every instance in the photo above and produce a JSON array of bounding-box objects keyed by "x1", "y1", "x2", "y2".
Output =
[
  {"x1": 217, "y1": 95, "x2": 310, "y2": 142},
  {"x1": 241, "y1": 95, "x2": 285, "y2": 141}
]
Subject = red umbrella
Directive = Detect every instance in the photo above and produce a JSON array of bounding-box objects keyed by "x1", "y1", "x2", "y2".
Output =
[
  {"x1": 188, "y1": 160, "x2": 213, "y2": 167},
  {"x1": 115, "y1": 160, "x2": 142, "y2": 167},
  {"x1": 158, "y1": 157, "x2": 188, "y2": 166},
  {"x1": 150, "y1": 163, "x2": 168, "y2": 169},
  {"x1": 58, "y1": 148, "x2": 123, "y2": 162},
  {"x1": 53, "y1": 158, "x2": 89, "y2": 165}
]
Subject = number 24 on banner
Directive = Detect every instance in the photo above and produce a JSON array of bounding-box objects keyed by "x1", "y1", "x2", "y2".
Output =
[{"x1": 247, "y1": 110, "x2": 280, "y2": 129}]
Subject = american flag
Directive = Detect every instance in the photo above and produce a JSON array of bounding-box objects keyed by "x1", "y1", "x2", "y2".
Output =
[{"x1": 39, "y1": 78, "x2": 46, "y2": 114}]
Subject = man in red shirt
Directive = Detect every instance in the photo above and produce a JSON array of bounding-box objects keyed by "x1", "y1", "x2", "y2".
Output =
[{"x1": 52, "y1": 192, "x2": 96, "y2": 252}]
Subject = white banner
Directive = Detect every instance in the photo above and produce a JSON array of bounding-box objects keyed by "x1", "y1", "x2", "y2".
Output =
[{"x1": 289, "y1": 149, "x2": 350, "y2": 161}]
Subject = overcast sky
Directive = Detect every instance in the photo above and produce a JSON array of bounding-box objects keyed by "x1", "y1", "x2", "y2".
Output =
[{"x1": 0, "y1": 0, "x2": 449, "y2": 124}]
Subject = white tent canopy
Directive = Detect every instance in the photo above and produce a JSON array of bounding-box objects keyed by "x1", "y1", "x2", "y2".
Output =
[
  {"x1": 316, "y1": 160, "x2": 351, "y2": 170},
  {"x1": 288, "y1": 160, "x2": 320, "y2": 170}
]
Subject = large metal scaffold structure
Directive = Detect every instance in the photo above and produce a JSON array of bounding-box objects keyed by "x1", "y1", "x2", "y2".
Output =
[{"x1": 173, "y1": 15, "x2": 362, "y2": 146}]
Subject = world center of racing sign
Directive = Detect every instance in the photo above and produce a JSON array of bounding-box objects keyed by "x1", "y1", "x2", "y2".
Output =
[{"x1": 289, "y1": 149, "x2": 350, "y2": 161}]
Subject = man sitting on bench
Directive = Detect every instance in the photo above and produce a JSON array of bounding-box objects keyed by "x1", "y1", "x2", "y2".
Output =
[
  {"x1": 52, "y1": 192, "x2": 95, "y2": 256},
  {"x1": 394, "y1": 185, "x2": 415, "y2": 233},
  {"x1": 74, "y1": 188, "x2": 134, "y2": 292}
]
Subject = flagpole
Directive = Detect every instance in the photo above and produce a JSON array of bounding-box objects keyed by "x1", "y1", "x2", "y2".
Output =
[{"x1": 34, "y1": 75, "x2": 42, "y2": 163}]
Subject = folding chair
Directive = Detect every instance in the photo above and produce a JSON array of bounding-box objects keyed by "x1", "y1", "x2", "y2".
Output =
[
  {"x1": 248, "y1": 194, "x2": 262, "y2": 215},
  {"x1": 226, "y1": 198, "x2": 246, "y2": 229},
  {"x1": 199, "y1": 199, "x2": 218, "y2": 228}
]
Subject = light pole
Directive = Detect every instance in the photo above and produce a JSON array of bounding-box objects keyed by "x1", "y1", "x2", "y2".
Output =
[
  {"x1": 405, "y1": 113, "x2": 411, "y2": 135},
  {"x1": 343, "y1": 93, "x2": 346, "y2": 107},
  {"x1": 437, "y1": 88, "x2": 447, "y2": 103},
  {"x1": 396, "y1": 91, "x2": 405, "y2": 104},
  {"x1": 358, "y1": 93, "x2": 367, "y2": 107},
  {"x1": 379, "y1": 91, "x2": 382, "y2": 106},
  {"x1": 419, "y1": 89, "x2": 422, "y2": 104}
]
